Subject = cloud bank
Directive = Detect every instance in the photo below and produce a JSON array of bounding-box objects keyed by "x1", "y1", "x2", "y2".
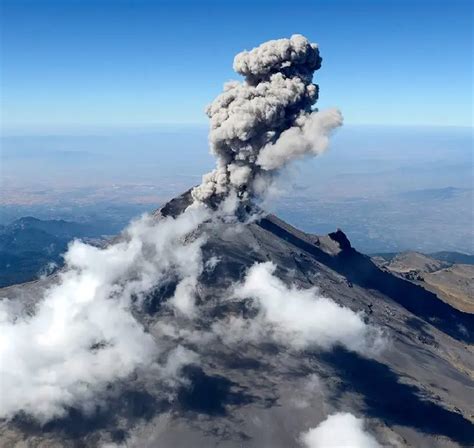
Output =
[
  {"x1": 300, "y1": 413, "x2": 381, "y2": 448},
  {"x1": 214, "y1": 262, "x2": 383, "y2": 354},
  {"x1": 0, "y1": 204, "x2": 210, "y2": 422}
]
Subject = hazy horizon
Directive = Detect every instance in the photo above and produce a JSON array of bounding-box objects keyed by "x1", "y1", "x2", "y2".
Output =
[
  {"x1": 2, "y1": 124, "x2": 472, "y2": 254},
  {"x1": 1, "y1": 0, "x2": 472, "y2": 252}
]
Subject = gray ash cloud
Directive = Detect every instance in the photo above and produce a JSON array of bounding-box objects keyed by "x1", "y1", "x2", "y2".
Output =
[{"x1": 192, "y1": 34, "x2": 342, "y2": 204}]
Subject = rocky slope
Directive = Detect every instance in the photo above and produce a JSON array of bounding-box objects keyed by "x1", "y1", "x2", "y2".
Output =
[
  {"x1": 373, "y1": 252, "x2": 474, "y2": 313},
  {"x1": 1, "y1": 192, "x2": 473, "y2": 447}
]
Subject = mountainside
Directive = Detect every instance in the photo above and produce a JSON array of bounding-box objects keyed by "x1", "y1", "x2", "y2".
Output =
[
  {"x1": 1, "y1": 191, "x2": 473, "y2": 448},
  {"x1": 0, "y1": 217, "x2": 110, "y2": 287},
  {"x1": 373, "y1": 251, "x2": 474, "y2": 313}
]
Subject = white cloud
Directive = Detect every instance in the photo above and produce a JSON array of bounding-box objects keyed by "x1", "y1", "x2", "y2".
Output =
[
  {"x1": 169, "y1": 277, "x2": 198, "y2": 318},
  {"x1": 300, "y1": 413, "x2": 381, "y2": 448},
  {"x1": 0, "y1": 204, "x2": 210, "y2": 423},
  {"x1": 204, "y1": 256, "x2": 221, "y2": 271},
  {"x1": 227, "y1": 262, "x2": 383, "y2": 354}
]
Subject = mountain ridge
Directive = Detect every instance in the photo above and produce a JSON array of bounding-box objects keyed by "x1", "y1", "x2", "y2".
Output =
[{"x1": 1, "y1": 192, "x2": 473, "y2": 447}]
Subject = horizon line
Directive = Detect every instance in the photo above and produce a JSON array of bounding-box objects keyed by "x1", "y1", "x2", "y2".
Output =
[{"x1": 2, "y1": 122, "x2": 473, "y2": 137}]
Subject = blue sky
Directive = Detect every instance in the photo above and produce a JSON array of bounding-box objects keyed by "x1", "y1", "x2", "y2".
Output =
[{"x1": 1, "y1": 0, "x2": 472, "y2": 132}]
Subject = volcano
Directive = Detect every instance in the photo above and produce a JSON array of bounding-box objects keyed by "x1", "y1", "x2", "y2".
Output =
[
  {"x1": 1, "y1": 190, "x2": 473, "y2": 448},
  {"x1": 1, "y1": 34, "x2": 473, "y2": 448}
]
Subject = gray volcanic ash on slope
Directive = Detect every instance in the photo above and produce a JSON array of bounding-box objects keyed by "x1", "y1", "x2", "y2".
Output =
[
  {"x1": 2, "y1": 192, "x2": 474, "y2": 447},
  {"x1": 192, "y1": 34, "x2": 342, "y2": 203}
]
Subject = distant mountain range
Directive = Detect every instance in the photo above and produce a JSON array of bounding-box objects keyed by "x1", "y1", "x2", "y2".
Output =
[
  {"x1": 372, "y1": 250, "x2": 474, "y2": 266},
  {"x1": 372, "y1": 251, "x2": 474, "y2": 313},
  {"x1": 0, "y1": 217, "x2": 111, "y2": 287}
]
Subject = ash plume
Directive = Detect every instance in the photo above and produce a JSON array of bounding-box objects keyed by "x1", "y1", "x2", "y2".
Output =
[{"x1": 192, "y1": 34, "x2": 342, "y2": 204}]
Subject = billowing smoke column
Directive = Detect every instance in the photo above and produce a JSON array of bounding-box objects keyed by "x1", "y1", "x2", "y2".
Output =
[{"x1": 192, "y1": 34, "x2": 343, "y2": 204}]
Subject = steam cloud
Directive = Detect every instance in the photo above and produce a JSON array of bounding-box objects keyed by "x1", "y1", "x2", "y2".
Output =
[
  {"x1": 300, "y1": 413, "x2": 381, "y2": 448},
  {"x1": 0, "y1": 204, "x2": 210, "y2": 422},
  {"x1": 192, "y1": 34, "x2": 342, "y2": 204},
  {"x1": 213, "y1": 262, "x2": 383, "y2": 355}
]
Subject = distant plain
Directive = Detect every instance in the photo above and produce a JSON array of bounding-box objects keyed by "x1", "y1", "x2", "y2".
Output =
[{"x1": 1, "y1": 124, "x2": 472, "y2": 254}]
